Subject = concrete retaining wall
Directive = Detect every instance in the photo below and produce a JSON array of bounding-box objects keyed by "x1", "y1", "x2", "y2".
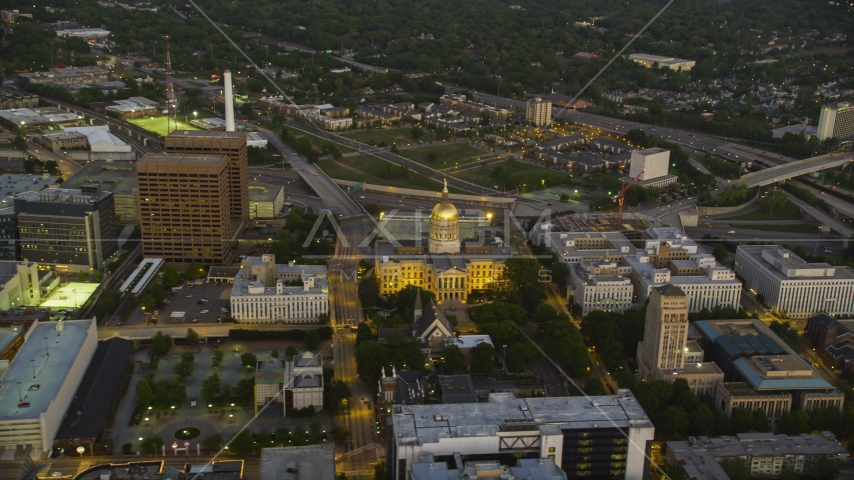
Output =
[
  {"x1": 0, "y1": 150, "x2": 29, "y2": 159},
  {"x1": 697, "y1": 189, "x2": 760, "y2": 216},
  {"x1": 65, "y1": 151, "x2": 137, "y2": 162}
]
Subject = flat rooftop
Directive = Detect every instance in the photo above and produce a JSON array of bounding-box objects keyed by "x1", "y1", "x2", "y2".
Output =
[
  {"x1": 695, "y1": 319, "x2": 833, "y2": 390},
  {"x1": 668, "y1": 431, "x2": 845, "y2": 461},
  {"x1": 0, "y1": 261, "x2": 27, "y2": 287},
  {"x1": 61, "y1": 161, "x2": 137, "y2": 195},
  {"x1": 166, "y1": 130, "x2": 247, "y2": 139},
  {"x1": 660, "y1": 361, "x2": 723, "y2": 377},
  {"x1": 54, "y1": 338, "x2": 132, "y2": 441},
  {"x1": 738, "y1": 245, "x2": 854, "y2": 281},
  {"x1": 392, "y1": 391, "x2": 652, "y2": 445},
  {"x1": 0, "y1": 319, "x2": 94, "y2": 420},
  {"x1": 138, "y1": 154, "x2": 227, "y2": 165},
  {"x1": 543, "y1": 231, "x2": 637, "y2": 260},
  {"x1": 0, "y1": 107, "x2": 83, "y2": 126},
  {"x1": 0, "y1": 326, "x2": 24, "y2": 357},
  {"x1": 633, "y1": 147, "x2": 668, "y2": 157},
  {"x1": 259, "y1": 444, "x2": 335, "y2": 480},
  {"x1": 439, "y1": 375, "x2": 478, "y2": 404},
  {"x1": 249, "y1": 183, "x2": 283, "y2": 203},
  {"x1": 16, "y1": 187, "x2": 112, "y2": 204}
]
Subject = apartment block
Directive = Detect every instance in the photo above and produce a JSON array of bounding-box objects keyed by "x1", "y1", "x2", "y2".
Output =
[
  {"x1": 137, "y1": 154, "x2": 234, "y2": 264},
  {"x1": 526, "y1": 97, "x2": 552, "y2": 127},
  {"x1": 816, "y1": 101, "x2": 854, "y2": 141},
  {"x1": 164, "y1": 130, "x2": 249, "y2": 226}
]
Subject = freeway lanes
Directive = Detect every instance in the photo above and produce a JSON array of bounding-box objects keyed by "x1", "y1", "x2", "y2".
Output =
[
  {"x1": 260, "y1": 129, "x2": 363, "y2": 218},
  {"x1": 275, "y1": 41, "x2": 393, "y2": 74},
  {"x1": 794, "y1": 182, "x2": 854, "y2": 218},
  {"x1": 734, "y1": 153, "x2": 854, "y2": 188},
  {"x1": 780, "y1": 191, "x2": 854, "y2": 238}
]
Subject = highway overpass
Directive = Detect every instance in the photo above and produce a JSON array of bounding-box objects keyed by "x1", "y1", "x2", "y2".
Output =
[
  {"x1": 734, "y1": 153, "x2": 854, "y2": 188},
  {"x1": 782, "y1": 191, "x2": 854, "y2": 240}
]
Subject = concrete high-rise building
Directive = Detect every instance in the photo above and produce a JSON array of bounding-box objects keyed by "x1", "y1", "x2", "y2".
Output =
[
  {"x1": 164, "y1": 130, "x2": 250, "y2": 226},
  {"x1": 137, "y1": 154, "x2": 234, "y2": 264},
  {"x1": 637, "y1": 284, "x2": 723, "y2": 394},
  {"x1": 388, "y1": 391, "x2": 655, "y2": 480},
  {"x1": 627, "y1": 148, "x2": 676, "y2": 187},
  {"x1": 639, "y1": 284, "x2": 689, "y2": 378},
  {"x1": 816, "y1": 101, "x2": 854, "y2": 141},
  {"x1": 15, "y1": 186, "x2": 117, "y2": 272},
  {"x1": 526, "y1": 97, "x2": 552, "y2": 127}
]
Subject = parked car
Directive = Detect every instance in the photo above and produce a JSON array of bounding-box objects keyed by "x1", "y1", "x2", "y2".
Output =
[{"x1": 200, "y1": 309, "x2": 209, "y2": 314}]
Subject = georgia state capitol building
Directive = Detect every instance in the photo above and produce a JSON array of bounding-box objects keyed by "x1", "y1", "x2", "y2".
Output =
[{"x1": 374, "y1": 181, "x2": 517, "y2": 304}]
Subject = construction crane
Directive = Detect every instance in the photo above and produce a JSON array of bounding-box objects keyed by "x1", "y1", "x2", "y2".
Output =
[{"x1": 613, "y1": 169, "x2": 644, "y2": 225}]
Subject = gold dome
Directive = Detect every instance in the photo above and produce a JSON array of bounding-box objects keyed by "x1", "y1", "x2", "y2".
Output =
[
  {"x1": 431, "y1": 178, "x2": 458, "y2": 221},
  {"x1": 431, "y1": 202, "x2": 458, "y2": 221}
]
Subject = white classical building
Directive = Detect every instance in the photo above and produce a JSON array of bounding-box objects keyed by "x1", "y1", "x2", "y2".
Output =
[
  {"x1": 735, "y1": 245, "x2": 854, "y2": 318},
  {"x1": 624, "y1": 253, "x2": 741, "y2": 312},
  {"x1": 230, "y1": 255, "x2": 328, "y2": 323},
  {"x1": 568, "y1": 260, "x2": 634, "y2": 315}
]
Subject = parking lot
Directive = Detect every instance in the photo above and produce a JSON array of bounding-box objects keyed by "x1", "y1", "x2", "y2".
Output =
[{"x1": 150, "y1": 282, "x2": 233, "y2": 325}]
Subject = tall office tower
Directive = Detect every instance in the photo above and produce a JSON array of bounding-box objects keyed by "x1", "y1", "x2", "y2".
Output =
[
  {"x1": 137, "y1": 154, "x2": 234, "y2": 264},
  {"x1": 817, "y1": 101, "x2": 854, "y2": 141},
  {"x1": 526, "y1": 97, "x2": 552, "y2": 127},
  {"x1": 15, "y1": 186, "x2": 117, "y2": 272},
  {"x1": 639, "y1": 284, "x2": 689, "y2": 380},
  {"x1": 164, "y1": 130, "x2": 249, "y2": 225}
]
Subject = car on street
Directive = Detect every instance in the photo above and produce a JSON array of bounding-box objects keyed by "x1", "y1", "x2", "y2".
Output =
[
  {"x1": 192, "y1": 318, "x2": 200, "y2": 323},
  {"x1": 200, "y1": 309, "x2": 209, "y2": 314},
  {"x1": 185, "y1": 295, "x2": 192, "y2": 298}
]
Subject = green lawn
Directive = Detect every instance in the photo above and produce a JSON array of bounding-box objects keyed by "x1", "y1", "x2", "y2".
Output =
[
  {"x1": 721, "y1": 202, "x2": 804, "y2": 221},
  {"x1": 128, "y1": 116, "x2": 199, "y2": 137},
  {"x1": 318, "y1": 155, "x2": 466, "y2": 193},
  {"x1": 735, "y1": 223, "x2": 823, "y2": 234},
  {"x1": 453, "y1": 159, "x2": 568, "y2": 190},
  {"x1": 342, "y1": 128, "x2": 437, "y2": 146},
  {"x1": 399, "y1": 144, "x2": 489, "y2": 169},
  {"x1": 282, "y1": 126, "x2": 357, "y2": 153}
]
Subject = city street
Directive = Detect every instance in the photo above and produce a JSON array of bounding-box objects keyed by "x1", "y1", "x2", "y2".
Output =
[{"x1": 328, "y1": 222, "x2": 381, "y2": 474}]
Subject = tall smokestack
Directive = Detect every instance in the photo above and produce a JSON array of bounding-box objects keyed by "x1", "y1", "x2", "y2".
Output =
[{"x1": 224, "y1": 70, "x2": 235, "y2": 132}]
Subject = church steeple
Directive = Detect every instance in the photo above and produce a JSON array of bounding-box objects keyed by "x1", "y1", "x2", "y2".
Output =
[{"x1": 414, "y1": 290, "x2": 423, "y2": 322}]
